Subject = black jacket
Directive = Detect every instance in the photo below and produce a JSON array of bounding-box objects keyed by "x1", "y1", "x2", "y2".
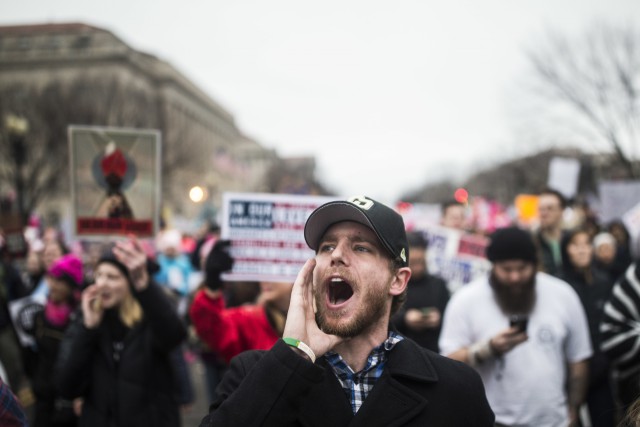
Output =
[
  {"x1": 200, "y1": 338, "x2": 494, "y2": 426},
  {"x1": 0, "y1": 261, "x2": 27, "y2": 331},
  {"x1": 55, "y1": 282, "x2": 186, "y2": 427},
  {"x1": 26, "y1": 309, "x2": 69, "y2": 399},
  {"x1": 392, "y1": 274, "x2": 449, "y2": 352}
]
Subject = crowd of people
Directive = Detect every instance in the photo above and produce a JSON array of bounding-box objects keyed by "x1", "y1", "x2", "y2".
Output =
[{"x1": 0, "y1": 189, "x2": 640, "y2": 426}]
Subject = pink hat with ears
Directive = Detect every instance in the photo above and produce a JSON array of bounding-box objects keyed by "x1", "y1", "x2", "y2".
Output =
[{"x1": 48, "y1": 254, "x2": 84, "y2": 287}]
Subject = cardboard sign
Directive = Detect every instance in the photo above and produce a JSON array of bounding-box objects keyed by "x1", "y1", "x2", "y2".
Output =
[
  {"x1": 221, "y1": 192, "x2": 336, "y2": 282},
  {"x1": 69, "y1": 126, "x2": 161, "y2": 240},
  {"x1": 548, "y1": 157, "x2": 581, "y2": 199}
]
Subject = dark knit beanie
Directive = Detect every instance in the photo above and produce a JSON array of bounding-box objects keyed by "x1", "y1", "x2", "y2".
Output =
[
  {"x1": 406, "y1": 231, "x2": 428, "y2": 250},
  {"x1": 486, "y1": 227, "x2": 537, "y2": 264},
  {"x1": 96, "y1": 248, "x2": 160, "y2": 283},
  {"x1": 96, "y1": 250, "x2": 131, "y2": 281}
]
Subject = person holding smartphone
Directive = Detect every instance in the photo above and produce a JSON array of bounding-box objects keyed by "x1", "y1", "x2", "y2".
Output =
[
  {"x1": 392, "y1": 231, "x2": 449, "y2": 352},
  {"x1": 55, "y1": 238, "x2": 186, "y2": 427},
  {"x1": 440, "y1": 227, "x2": 592, "y2": 427},
  {"x1": 199, "y1": 196, "x2": 494, "y2": 426}
]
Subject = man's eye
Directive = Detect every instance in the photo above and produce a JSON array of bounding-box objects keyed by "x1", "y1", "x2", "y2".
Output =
[
  {"x1": 319, "y1": 244, "x2": 334, "y2": 252},
  {"x1": 355, "y1": 245, "x2": 370, "y2": 253}
]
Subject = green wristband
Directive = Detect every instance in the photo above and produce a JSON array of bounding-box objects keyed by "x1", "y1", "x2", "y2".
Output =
[{"x1": 283, "y1": 337, "x2": 316, "y2": 363}]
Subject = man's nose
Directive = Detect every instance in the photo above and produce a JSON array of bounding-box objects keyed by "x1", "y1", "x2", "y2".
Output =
[
  {"x1": 330, "y1": 242, "x2": 347, "y2": 265},
  {"x1": 507, "y1": 271, "x2": 522, "y2": 282}
]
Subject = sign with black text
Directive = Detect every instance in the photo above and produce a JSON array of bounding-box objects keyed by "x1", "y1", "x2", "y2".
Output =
[{"x1": 221, "y1": 192, "x2": 335, "y2": 282}]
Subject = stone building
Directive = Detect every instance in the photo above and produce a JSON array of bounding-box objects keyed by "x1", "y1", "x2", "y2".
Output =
[{"x1": 0, "y1": 22, "x2": 279, "y2": 226}]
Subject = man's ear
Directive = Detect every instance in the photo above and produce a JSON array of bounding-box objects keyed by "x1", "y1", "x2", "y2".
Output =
[{"x1": 389, "y1": 267, "x2": 411, "y2": 296}]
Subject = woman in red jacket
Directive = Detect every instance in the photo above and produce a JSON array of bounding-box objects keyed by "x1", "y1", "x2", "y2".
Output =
[{"x1": 189, "y1": 241, "x2": 293, "y2": 364}]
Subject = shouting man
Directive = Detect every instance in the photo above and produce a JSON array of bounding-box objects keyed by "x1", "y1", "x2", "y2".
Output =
[{"x1": 199, "y1": 196, "x2": 493, "y2": 426}]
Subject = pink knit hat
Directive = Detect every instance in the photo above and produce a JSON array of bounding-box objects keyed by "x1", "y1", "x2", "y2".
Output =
[{"x1": 48, "y1": 254, "x2": 84, "y2": 287}]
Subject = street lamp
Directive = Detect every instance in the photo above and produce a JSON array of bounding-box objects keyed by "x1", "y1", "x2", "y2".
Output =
[
  {"x1": 5, "y1": 114, "x2": 29, "y2": 222},
  {"x1": 189, "y1": 185, "x2": 207, "y2": 203}
]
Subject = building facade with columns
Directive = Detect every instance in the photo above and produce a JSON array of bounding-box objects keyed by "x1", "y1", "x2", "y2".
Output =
[{"x1": 0, "y1": 22, "x2": 280, "y2": 228}]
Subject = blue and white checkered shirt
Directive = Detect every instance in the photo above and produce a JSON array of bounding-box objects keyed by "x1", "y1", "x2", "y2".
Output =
[{"x1": 325, "y1": 331, "x2": 404, "y2": 414}]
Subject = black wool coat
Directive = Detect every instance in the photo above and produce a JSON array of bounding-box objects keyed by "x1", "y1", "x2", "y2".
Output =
[
  {"x1": 200, "y1": 337, "x2": 494, "y2": 427},
  {"x1": 55, "y1": 282, "x2": 187, "y2": 427}
]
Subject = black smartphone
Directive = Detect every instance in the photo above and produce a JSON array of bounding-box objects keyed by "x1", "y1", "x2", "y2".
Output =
[{"x1": 509, "y1": 314, "x2": 528, "y2": 333}]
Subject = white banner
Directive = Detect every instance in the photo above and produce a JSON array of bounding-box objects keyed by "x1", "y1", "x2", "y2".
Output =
[
  {"x1": 548, "y1": 157, "x2": 581, "y2": 199},
  {"x1": 598, "y1": 180, "x2": 640, "y2": 223},
  {"x1": 221, "y1": 192, "x2": 336, "y2": 282}
]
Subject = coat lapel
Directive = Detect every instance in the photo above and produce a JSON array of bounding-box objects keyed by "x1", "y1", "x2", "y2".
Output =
[
  {"x1": 352, "y1": 339, "x2": 438, "y2": 427},
  {"x1": 298, "y1": 339, "x2": 439, "y2": 427},
  {"x1": 298, "y1": 358, "x2": 355, "y2": 427}
]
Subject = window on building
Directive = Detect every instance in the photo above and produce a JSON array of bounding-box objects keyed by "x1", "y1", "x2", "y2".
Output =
[
  {"x1": 74, "y1": 34, "x2": 91, "y2": 49},
  {"x1": 17, "y1": 36, "x2": 30, "y2": 49}
]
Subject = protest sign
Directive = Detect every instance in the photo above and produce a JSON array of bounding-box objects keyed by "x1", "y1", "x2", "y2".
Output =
[
  {"x1": 599, "y1": 180, "x2": 640, "y2": 224},
  {"x1": 426, "y1": 226, "x2": 490, "y2": 292},
  {"x1": 514, "y1": 194, "x2": 540, "y2": 227},
  {"x1": 69, "y1": 126, "x2": 161, "y2": 239},
  {"x1": 408, "y1": 225, "x2": 491, "y2": 293},
  {"x1": 221, "y1": 192, "x2": 336, "y2": 282},
  {"x1": 622, "y1": 201, "x2": 640, "y2": 259},
  {"x1": 8, "y1": 294, "x2": 45, "y2": 347},
  {"x1": 468, "y1": 197, "x2": 511, "y2": 233},
  {"x1": 395, "y1": 202, "x2": 441, "y2": 230},
  {"x1": 548, "y1": 157, "x2": 581, "y2": 199}
]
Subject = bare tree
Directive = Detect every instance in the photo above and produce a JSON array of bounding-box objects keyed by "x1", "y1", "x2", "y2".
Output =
[
  {"x1": 264, "y1": 158, "x2": 332, "y2": 195},
  {"x1": 526, "y1": 23, "x2": 640, "y2": 178}
]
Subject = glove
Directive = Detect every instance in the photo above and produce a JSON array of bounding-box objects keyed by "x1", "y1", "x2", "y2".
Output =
[{"x1": 204, "y1": 240, "x2": 234, "y2": 290}]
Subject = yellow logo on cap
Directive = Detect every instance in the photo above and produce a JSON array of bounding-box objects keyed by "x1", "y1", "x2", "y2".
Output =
[{"x1": 400, "y1": 248, "x2": 406, "y2": 263}]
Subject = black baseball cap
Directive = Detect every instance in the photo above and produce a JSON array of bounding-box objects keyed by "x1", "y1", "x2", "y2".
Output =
[{"x1": 304, "y1": 196, "x2": 409, "y2": 266}]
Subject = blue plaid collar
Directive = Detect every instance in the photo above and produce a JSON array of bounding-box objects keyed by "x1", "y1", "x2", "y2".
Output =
[{"x1": 325, "y1": 331, "x2": 404, "y2": 414}]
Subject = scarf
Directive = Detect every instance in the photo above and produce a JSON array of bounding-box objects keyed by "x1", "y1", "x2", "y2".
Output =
[{"x1": 44, "y1": 300, "x2": 73, "y2": 327}]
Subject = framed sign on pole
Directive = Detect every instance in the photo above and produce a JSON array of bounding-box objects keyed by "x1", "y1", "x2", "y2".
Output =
[{"x1": 68, "y1": 125, "x2": 161, "y2": 240}]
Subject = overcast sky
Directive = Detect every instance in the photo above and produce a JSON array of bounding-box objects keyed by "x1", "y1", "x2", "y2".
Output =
[{"x1": 1, "y1": 0, "x2": 639, "y2": 204}]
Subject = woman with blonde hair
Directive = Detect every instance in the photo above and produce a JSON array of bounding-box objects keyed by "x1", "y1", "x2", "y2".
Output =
[{"x1": 55, "y1": 238, "x2": 186, "y2": 427}]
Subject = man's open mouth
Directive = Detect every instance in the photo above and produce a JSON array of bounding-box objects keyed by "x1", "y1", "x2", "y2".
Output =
[{"x1": 328, "y1": 277, "x2": 354, "y2": 305}]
